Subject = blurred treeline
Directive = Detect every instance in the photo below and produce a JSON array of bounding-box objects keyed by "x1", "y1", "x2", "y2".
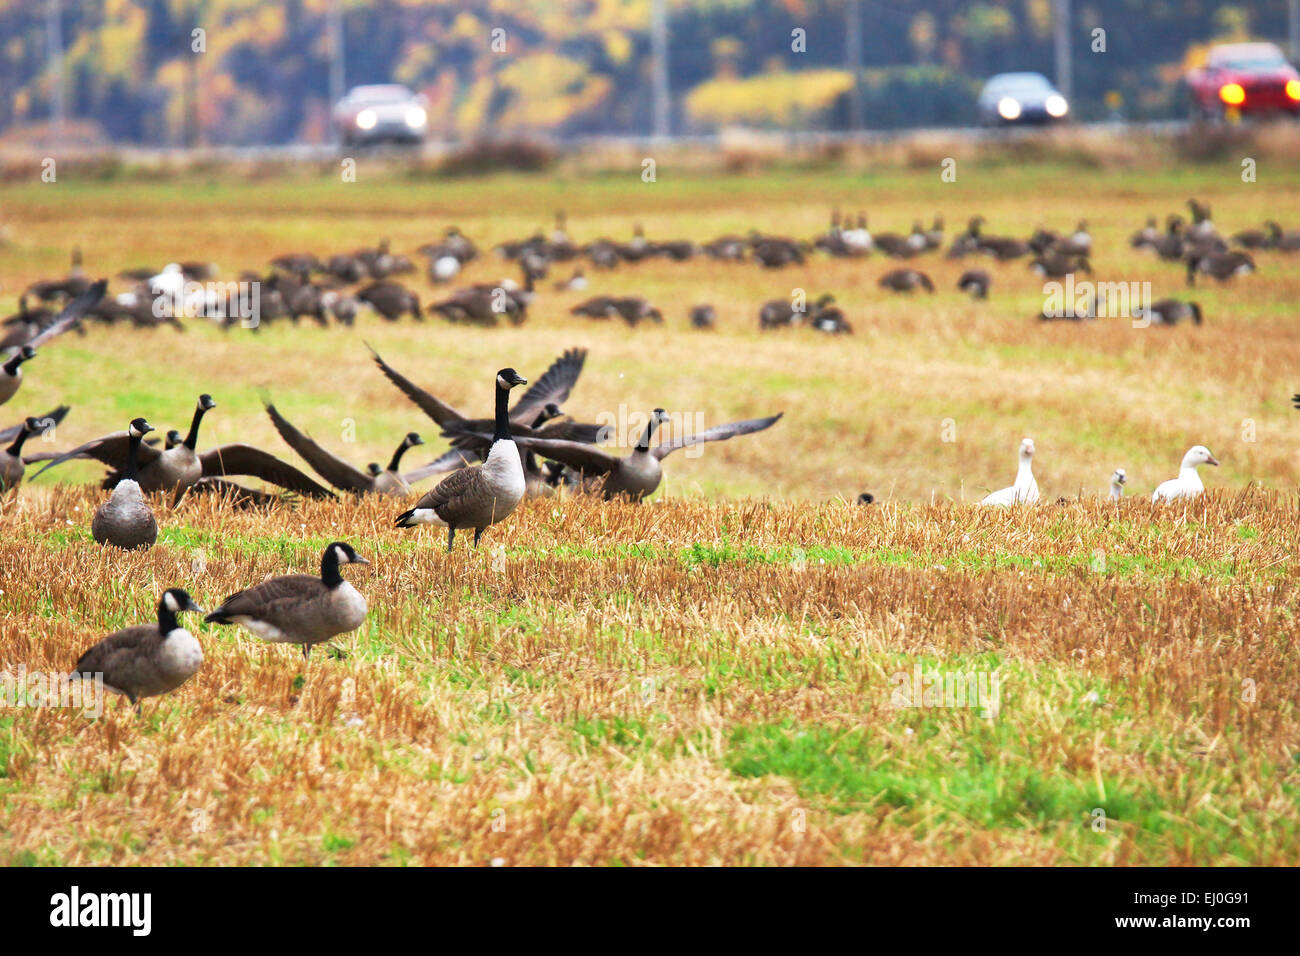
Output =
[{"x1": 0, "y1": 0, "x2": 1291, "y2": 145}]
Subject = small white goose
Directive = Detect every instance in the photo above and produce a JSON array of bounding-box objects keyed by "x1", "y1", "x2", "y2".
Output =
[
  {"x1": 1152, "y1": 445, "x2": 1219, "y2": 502},
  {"x1": 1109, "y1": 468, "x2": 1126, "y2": 501},
  {"x1": 981, "y1": 438, "x2": 1039, "y2": 506}
]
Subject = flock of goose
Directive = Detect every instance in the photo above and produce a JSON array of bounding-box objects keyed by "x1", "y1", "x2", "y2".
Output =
[{"x1": 4, "y1": 198, "x2": 1297, "y2": 715}]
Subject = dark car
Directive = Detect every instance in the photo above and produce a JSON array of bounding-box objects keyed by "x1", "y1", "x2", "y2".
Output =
[
  {"x1": 976, "y1": 72, "x2": 1069, "y2": 126},
  {"x1": 333, "y1": 84, "x2": 429, "y2": 146},
  {"x1": 1185, "y1": 43, "x2": 1300, "y2": 120}
]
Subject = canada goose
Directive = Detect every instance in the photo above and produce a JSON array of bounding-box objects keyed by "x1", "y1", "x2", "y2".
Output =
[
  {"x1": 978, "y1": 235, "x2": 1031, "y2": 260},
  {"x1": 1109, "y1": 468, "x2": 1126, "y2": 501},
  {"x1": 957, "y1": 269, "x2": 990, "y2": 299},
  {"x1": 265, "y1": 402, "x2": 423, "y2": 496},
  {"x1": 395, "y1": 369, "x2": 529, "y2": 549},
  {"x1": 91, "y1": 418, "x2": 158, "y2": 550},
  {"x1": 1130, "y1": 216, "x2": 1160, "y2": 249},
  {"x1": 33, "y1": 394, "x2": 336, "y2": 499},
  {"x1": 0, "y1": 414, "x2": 60, "y2": 491},
  {"x1": 419, "y1": 227, "x2": 479, "y2": 265},
  {"x1": 923, "y1": 215, "x2": 944, "y2": 250},
  {"x1": 980, "y1": 438, "x2": 1039, "y2": 506},
  {"x1": 870, "y1": 229, "x2": 918, "y2": 259},
  {"x1": 584, "y1": 238, "x2": 622, "y2": 269},
  {"x1": 857, "y1": 492, "x2": 875, "y2": 505},
  {"x1": 610, "y1": 297, "x2": 663, "y2": 326},
  {"x1": 1052, "y1": 220, "x2": 1091, "y2": 257},
  {"x1": 1232, "y1": 223, "x2": 1274, "y2": 249},
  {"x1": 520, "y1": 403, "x2": 566, "y2": 497},
  {"x1": 810, "y1": 301, "x2": 853, "y2": 334},
  {"x1": 1269, "y1": 222, "x2": 1300, "y2": 251},
  {"x1": 1027, "y1": 227, "x2": 1061, "y2": 255},
  {"x1": 878, "y1": 268, "x2": 934, "y2": 293},
  {"x1": 751, "y1": 237, "x2": 806, "y2": 268},
  {"x1": 357, "y1": 281, "x2": 421, "y2": 321},
  {"x1": 759, "y1": 294, "x2": 833, "y2": 330},
  {"x1": 205, "y1": 542, "x2": 369, "y2": 659},
  {"x1": 1142, "y1": 299, "x2": 1203, "y2": 326},
  {"x1": 368, "y1": 345, "x2": 600, "y2": 448},
  {"x1": 702, "y1": 235, "x2": 747, "y2": 261},
  {"x1": 324, "y1": 253, "x2": 368, "y2": 284},
  {"x1": 269, "y1": 252, "x2": 322, "y2": 277},
  {"x1": 690, "y1": 304, "x2": 717, "y2": 329},
  {"x1": 1186, "y1": 250, "x2": 1255, "y2": 285},
  {"x1": 571, "y1": 296, "x2": 621, "y2": 320},
  {"x1": 454, "y1": 408, "x2": 783, "y2": 503},
  {"x1": 70, "y1": 588, "x2": 205, "y2": 713},
  {"x1": 1029, "y1": 253, "x2": 1091, "y2": 278},
  {"x1": 1153, "y1": 446, "x2": 1218, "y2": 502},
  {"x1": 946, "y1": 216, "x2": 985, "y2": 259},
  {"x1": 24, "y1": 247, "x2": 92, "y2": 302},
  {"x1": 0, "y1": 280, "x2": 106, "y2": 404},
  {"x1": 1187, "y1": 199, "x2": 1216, "y2": 240},
  {"x1": 0, "y1": 404, "x2": 67, "y2": 445}
]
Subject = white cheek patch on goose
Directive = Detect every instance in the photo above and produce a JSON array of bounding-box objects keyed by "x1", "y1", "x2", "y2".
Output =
[
  {"x1": 163, "y1": 592, "x2": 180, "y2": 613},
  {"x1": 333, "y1": 545, "x2": 350, "y2": 565}
]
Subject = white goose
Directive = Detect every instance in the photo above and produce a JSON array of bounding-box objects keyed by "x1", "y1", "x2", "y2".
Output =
[
  {"x1": 1152, "y1": 445, "x2": 1219, "y2": 502},
  {"x1": 981, "y1": 438, "x2": 1039, "y2": 506},
  {"x1": 1109, "y1": 468, "x2": 1126, "y2": 501}
]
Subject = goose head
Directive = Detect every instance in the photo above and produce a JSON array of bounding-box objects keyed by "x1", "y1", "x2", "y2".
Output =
[
  {"x1": 402, "y1": 432, "x2": 424, "y2": 449},
  {"x1": 327, "y1": 541, "x2": 369, "y2": 567},
  {"x1": 128, "y1": 417, "x2": 155, "y2": 439},
  {"x1": 161, "y1": 588, "x2": 204, "y2": 617},
  {"x1": 857, "y1": 492, "x2": 875, "y2": 505},
  {"x1": 1111, "y1": 468, "x2": 1126, "y2": 486},
  {"x1": 1019, "y1": 438, "x2": 1035, "y2": 463},
  {"x1": 495, "y1": 368, "x2": 528, "y2": 391},
  {"x1": 1182, "y1": 445, "x2": 1219, "y2": 469},
  {"x1": 164, "y1": 429, "x2": 183, "y2": 449},
  {"x1": 197, "y1": 394, "x2": 216, "y2": 412},
  {"x1": 2, "y1": 345, "x2": 35, "y2": 373},
  {"x1": 367, "y1": 463, "x2": 384, "y2": 477}
]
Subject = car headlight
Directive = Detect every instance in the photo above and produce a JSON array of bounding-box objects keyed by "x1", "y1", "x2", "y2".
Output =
[
  {"x1": 1286, "y1": 79, "x2": 1300, "y2": 101},
  {"x1": 404, "y1": 106, "x2": 427, "y2": 129},
  {"x1": 1218, "y1": 83, "x2": 1246, "y2": 106},
  {"x1": 997, "y1": 97, "x2": 1022, "y2": 120},
  {"x1": 355, "y1": 108, "x2": 378, "y2": 130},
  {"x1": 1045, "y1": 94, "x2": 1069, "y2": 117}
]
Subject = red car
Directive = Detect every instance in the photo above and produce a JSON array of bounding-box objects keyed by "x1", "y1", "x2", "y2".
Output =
[{"x1": 1185, "y1": 42, "x2": 1300, "y2": 120}]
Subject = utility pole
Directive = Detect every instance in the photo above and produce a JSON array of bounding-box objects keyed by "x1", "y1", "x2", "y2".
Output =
[
  {"x1": 1053, "y1": 0, "x2": 1072, "y2": 100},
  {"x1": 650, "y1": 0, "x2": 670, "y2": 138},
  {"x1": 1290, "y1": 0, "x2": 1299, "y2": 63},
  {"x1": 846, "y1": 0, "x2": 863, "y2": 132},
  {"x1": 329, "y1": 0, "x2": 345, "y2": 142},
  {"x1": 46, "y1": 0, "x2": 64, "y2": 140}
]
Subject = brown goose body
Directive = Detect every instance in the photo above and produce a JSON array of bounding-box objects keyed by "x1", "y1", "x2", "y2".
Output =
[{"x1": 91, "y1": 418, "x2": 158, "y2": 550}]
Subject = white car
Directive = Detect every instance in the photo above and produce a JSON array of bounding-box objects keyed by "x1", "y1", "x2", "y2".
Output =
[{"x1": 333, "y1": 84, "x2": 429, "y2": 146}]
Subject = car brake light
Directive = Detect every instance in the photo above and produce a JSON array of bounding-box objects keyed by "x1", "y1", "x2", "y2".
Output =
[
  {"x1": 1287, "y1": 79, "x2": 1300, "y2": 101},
  {"x1": 1219, "y1": 83, "x2": 1246, "y2": 105}
]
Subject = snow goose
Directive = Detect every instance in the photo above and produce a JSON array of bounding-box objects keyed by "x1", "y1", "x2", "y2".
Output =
[
  {"x1": 1152, "y1": 446, "x2": 1218, "y2": 502},
  {"x1": 1109, "y1": 468, "x2": 1126, "y2": 501},
  {"x1": 980, "y1": 438, "x2": 1039, "y2": 506}
]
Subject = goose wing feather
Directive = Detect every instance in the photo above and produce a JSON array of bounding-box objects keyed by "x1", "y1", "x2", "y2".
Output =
[
  {"x1": 199, "y1": 444, "x2": 338, "y2": 498},
  {"x1": 652, "y1": 412, "x2": 783, "y2": 461},
  {"x1": 264, "y1": 402, "x2": 369, "y2": 492}
]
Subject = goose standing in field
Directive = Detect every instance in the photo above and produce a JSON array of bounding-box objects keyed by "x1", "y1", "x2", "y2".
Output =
[
  {"x1": 957, "y1": 269, "x2": 990, "y2": 299},
  {"x1": 265, "y1": 401, "x2": 423, "y2": 497},
  {"x1": 980, "y1": 438, "x2": 1039, "y2": 506},
  {"x1": 451, "y1": 408, "x2": 783, "y2": 503},
  {"x1": 840, "y1": 214, "x2": 873, "y2": 255},
  {"x1": 395, "y1": 369, "x2": 529, "y2": 549},
  {"x1": 70, "y1": 588, "x2": 205, "y2": 714},
  {"x1": 1152, "y1": 446, "x2": 1219, "y2": 502},
  {"x1": 1130, "y1": 216, "x2": 1160, "y2": 249},
  {"x1": 32, "y1": 394, "x2": 336, "y2": 499},
  {"x1": 205, "y1": 542, "x2": 369, "y2": 659},
  {"x1": 924, "y1": 215, "x2": 945, "y2": 250},
  {"x1": 1109, "y1": 468, "x2": 1126, "y2": 501},
  {"x1": 0, "y1": 414, "x2": 61, "y2": 491},
  {"x1": 0, "y1": 280, "x2": 106, "y2": 405},
  {"x1": 91, "y1": 417, "x2": 158, "y2": 550},
  {"x1": 946, "y1": 216, "x2": 985, "y2": 259}
]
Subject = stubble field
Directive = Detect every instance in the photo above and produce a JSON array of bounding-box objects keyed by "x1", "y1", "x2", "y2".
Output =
[{"x1": 0, "y1": 154, "x2": 1297, "y2": 865}]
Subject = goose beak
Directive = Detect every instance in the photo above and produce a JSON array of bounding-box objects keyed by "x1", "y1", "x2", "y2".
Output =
[
  {"x1": 352, "y1": 555, "x2": 371, "y2": 565},
  {"x1": 1206, "y1": 455, "x2": 1220, "y2": 466},
  {"x1": 187, "y1": 600, "x2": 206, "y2": 614}
]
